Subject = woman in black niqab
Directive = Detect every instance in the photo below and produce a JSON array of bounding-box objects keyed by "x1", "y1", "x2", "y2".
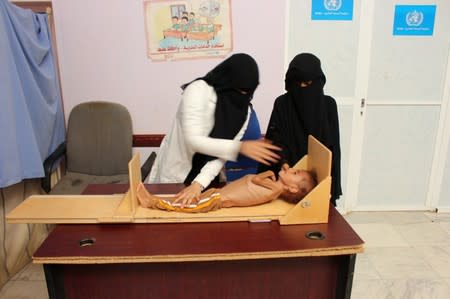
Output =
[
  {"x1": 184, "y1": 53, "x2": 260, "y2": 186},
  {"x1": 259, "y1": 53, "x2": 342, "y2": 205}
]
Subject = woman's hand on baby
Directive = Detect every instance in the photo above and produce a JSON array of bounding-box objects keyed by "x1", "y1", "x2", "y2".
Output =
[
  {"x1": 173, "y1": 182, "x2": 202, "y2": 207},
  {"x1": 240, "y1": 140, "x2": 281, "y2": 165}
]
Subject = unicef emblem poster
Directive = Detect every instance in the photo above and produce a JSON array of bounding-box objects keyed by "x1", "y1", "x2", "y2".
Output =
[{"x1": 393, "y1": 5, "x2": 436, "y2": 36}]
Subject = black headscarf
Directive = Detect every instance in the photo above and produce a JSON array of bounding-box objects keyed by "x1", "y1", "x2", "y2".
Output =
[
  {"x1": 284, "y1": 53, "x2": 330, "y2": 151},
  {"x1": 184, "y1": 53, "x2": 259, "y2": 187},
  {"x1": 259, "y1": 53, "x2": 342, "y2": 205}
]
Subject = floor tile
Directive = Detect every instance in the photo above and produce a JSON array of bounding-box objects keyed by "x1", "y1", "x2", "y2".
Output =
[
  {"x1": 393, "y1": 223, "x2": 450, "y2": 246},
  {"x1": 353, "y1": 252, "x2": 381, "y2": 280},
  {"x1": 444, "y1": 278, "x2": 450, "y2": 287},
  {"x1": 424, "y1": 212, "x2": 450, "y2": 222},
  {"x1": 351, "y1": 223, "x2": 409, "y2": 247},
  {"x1": 343, "y1": 212, "x2": 389, "y2": 224},
  {"x1": 382, "y1": 211, "x2": 432, "y2": 225},
  {"x1": 352, "y1": 278, "x2": 450, "y2": 299},
  {"x1": 365, "y1": 247, "x2": 439, "y2": 280},
  {"x1": 414, "y1": 245, "x2": 450, "y2": 278},
  {"x1": 438, "y1": 222, "x2": 450, "y2": 235},
  {"x1": 351, "y1": 279, "x2": 390, "y2": 299},
  {"x1": 0, "y1": 280, "x2": 48, "y2": 299},
  {"x1": 383, "y1": 279, "x2": 450, "y2": 299},
  {"x1": 12, "y1": 263, "x2": 45, "y2": 281}
]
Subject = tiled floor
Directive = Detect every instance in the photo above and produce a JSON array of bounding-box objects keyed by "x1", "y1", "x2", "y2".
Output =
[
  {"x1": 348, "y1": 211, "x2": 450, "y2": 299},
  {"x1": 0, "y1": 211, "x2": 449, "y2": 299}
]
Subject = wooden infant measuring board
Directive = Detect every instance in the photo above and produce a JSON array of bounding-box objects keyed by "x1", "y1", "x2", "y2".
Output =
[{"x1": 7, "y1": 135, "x2": 332, "y2": 225}]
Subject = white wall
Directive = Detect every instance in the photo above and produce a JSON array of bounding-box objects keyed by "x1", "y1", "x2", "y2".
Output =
[{"x1": 50, "y1": 0, "x2": 286, "y2": 133}]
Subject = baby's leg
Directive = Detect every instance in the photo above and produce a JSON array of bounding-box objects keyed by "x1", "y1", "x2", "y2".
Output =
[
  {"x1": 136, "y1": 183, "x2": 171, "y2": 209},
  {"x1": 136, "y1": 184, "x2": 221, "y2": 212},
  {"x1": 176, "y1": 188, "x2": 222, "y2": 213}
]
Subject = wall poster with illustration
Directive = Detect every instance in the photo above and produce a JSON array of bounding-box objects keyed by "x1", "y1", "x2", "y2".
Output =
[{"x1": 143, "y1": 0, "x2": 233, "y2": 61}]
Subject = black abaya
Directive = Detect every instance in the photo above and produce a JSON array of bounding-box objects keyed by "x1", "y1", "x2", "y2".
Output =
[{"x1": 259, "y1": 53, "x2": 342, "y2": 205}]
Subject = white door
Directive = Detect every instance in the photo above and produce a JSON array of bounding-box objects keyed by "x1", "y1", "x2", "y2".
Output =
[{"x1": 286, "y1": 0, "x2": 450, "y2": 211}]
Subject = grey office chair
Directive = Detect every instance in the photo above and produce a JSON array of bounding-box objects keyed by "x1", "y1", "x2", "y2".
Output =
[{"x1": 41, "y1": 101, "x2": 155, "y2": 194}]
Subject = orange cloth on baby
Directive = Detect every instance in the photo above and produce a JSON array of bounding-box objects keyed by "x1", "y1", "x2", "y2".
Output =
[{"x1": 156, "y1": 189, "x2": 222, "y2": 213}]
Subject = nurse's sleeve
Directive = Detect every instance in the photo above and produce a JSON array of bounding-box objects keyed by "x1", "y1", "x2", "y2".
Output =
[
  {"x1": 181, "y1": 80, "x2": 249, "y2": 162},
  {"x1": 193, "y1": 112, "x2": 250, "y2": 187}
]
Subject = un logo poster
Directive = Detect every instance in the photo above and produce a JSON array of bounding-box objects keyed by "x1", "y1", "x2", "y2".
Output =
[
  {"x1": 143, "y1": 0, "x2": 233, "y2": 61},
  {"x1": 393, "y1": 5, "x2": 436, "y2": 36},
  {"x1": 311, "y1": 0, "x2": 353, "y2": 21}
]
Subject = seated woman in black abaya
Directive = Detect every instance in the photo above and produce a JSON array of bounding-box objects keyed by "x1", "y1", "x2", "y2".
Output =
[{"x1": 258, "y1": 53, "x2": 342, "y2": 206}]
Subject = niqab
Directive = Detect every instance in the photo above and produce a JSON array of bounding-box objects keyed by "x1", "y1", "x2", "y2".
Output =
[
  {"x1": 284, "y1": 53, "x2": 329, "y2": 143},
  {"x1": 184, "y1": 53, "x2": 259, "y2": 186}
]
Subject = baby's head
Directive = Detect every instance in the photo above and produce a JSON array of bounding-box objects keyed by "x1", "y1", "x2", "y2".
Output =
[{"x1": 278, "y1": 164, "x2": 317, "y2": 204}]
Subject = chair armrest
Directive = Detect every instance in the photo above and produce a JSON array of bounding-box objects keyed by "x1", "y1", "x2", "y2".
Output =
[
  {"x1": 140, "y1": 151, "x2": 156, "y2": 182},
  {"x1": 41, "y1": 142, "x2": 67, "y2": 193}
]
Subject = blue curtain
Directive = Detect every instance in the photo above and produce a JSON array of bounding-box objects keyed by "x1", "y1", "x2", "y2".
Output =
[{"x1": 0, "y1": 0, "x2": 65, "y2": 188}]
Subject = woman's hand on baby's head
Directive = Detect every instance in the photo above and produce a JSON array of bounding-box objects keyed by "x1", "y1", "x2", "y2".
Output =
[{"x1": 240, "y1": 140, "x2": 281, "y2": 165}]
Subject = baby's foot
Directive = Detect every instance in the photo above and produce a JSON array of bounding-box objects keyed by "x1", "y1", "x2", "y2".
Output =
[{"x1": 136, "y1": 183, "x2": 157, "y2": 208}]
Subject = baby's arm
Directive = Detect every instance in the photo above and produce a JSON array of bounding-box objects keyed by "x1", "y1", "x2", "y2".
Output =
[
  {"x1": 253, "y1": 171, "x2": 284, "y2": 202},
  {"x1": 251, "y1": 171, "x2": 279, "y2": 190}
]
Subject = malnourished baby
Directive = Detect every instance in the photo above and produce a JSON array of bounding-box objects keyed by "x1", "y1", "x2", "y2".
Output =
[{"x1": 137, "y1": 163, "x2": 317, "y2": 213}]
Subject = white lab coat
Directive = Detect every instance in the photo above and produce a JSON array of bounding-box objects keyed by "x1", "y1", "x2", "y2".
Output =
[{"x1": 147, "y1": 80, "x2": 249, "y2": 187}]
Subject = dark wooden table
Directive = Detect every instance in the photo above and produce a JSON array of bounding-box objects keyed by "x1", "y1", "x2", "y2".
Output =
[{"x1": 34, "y1": 184, "x2": 364, "y2": 299}]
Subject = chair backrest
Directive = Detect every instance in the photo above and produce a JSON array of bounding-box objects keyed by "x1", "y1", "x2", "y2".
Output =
[{"x1": 66, "y1": 101, "x2": 132, "y2": 175}]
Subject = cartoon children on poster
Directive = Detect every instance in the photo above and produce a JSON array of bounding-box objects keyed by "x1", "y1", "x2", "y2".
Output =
[{"x1": 144, "y1": 0, "x2": 232, "y2": 61}]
